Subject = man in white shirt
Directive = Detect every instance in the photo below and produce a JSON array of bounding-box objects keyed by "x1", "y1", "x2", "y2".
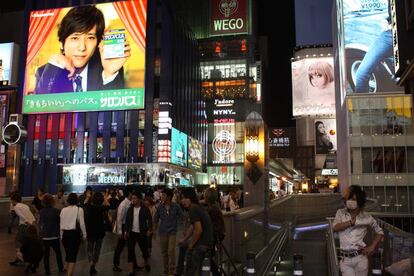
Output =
[
  {"x1": 112, "y1": 187, "x2": 136, "y2": 272},
  {"x1": 125, "y1": 191, "x2": 152, "y2": 275},
  {"x1": 9, "y1": 193, "x2": 35, "y2": 265},
  {"x1": 333, "y1": 185, "x2": 384, "y2": 276}
]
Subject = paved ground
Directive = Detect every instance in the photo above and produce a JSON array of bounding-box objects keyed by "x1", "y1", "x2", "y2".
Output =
[{"x1": 1, "y1": 227, "x2": 181, "y2": 276}]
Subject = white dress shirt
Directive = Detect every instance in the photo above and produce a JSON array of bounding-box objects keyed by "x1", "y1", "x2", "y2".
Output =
[
  {"x1": 14, "y1": 202, "x2": 35, "y2": 225},
  {"x1": 60, "y1": 205, "x2": 87, "y2": 238},
  {"x1": 132, "y1": 206, "x2": 141, "y2": 233},
  {"x1": 116, "y1": 197, "x2": 131, "y2": 235},
  {"x1": 333, "y1": 208, "x2": 384, "y2": 251}
]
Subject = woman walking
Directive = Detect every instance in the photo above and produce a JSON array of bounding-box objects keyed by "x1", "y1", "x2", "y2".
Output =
[{"x1": 60, "y1": 193, "x2": 87, "y2": 276}]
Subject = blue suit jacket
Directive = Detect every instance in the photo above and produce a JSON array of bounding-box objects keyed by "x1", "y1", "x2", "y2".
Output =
[{"x1": 34, "y1": 51, "x2": 125, "y2": 94}]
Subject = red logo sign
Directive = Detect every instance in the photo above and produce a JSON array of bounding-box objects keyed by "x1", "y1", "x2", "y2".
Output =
[{"x1": 210, "y1": 0, "x2": 248, "y2": 36}]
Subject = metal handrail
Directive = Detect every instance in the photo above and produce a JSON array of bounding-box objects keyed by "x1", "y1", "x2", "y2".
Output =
[
  {"x1": 326, "y1": 217, "x2": 340, "y2": 276},
  {"x1": 259, "y1": 225, "x2": 289, "y2": 275}
]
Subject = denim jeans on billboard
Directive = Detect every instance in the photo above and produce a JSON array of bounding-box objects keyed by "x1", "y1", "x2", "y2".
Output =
[
  {"x1": 355, "y1": 29, "x2": 393, "y2": 93},
  {"x1": 184, "y1": 245, "x2": 210, "y2": 276}
]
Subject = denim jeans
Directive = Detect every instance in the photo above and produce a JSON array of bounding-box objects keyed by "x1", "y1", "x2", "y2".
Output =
[
  {"x1": 355, "y1": 29, "x2": 393, "y2": 93},
  {"x1": 184, "y1": 245, "x2": 210, "y2": 276}
]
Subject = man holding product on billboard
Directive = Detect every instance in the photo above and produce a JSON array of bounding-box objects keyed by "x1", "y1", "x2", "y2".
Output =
[{"x1": 34, "y1": 5, "x2": 130, "y2": 94}]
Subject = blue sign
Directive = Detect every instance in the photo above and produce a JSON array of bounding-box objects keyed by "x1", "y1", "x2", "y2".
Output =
[{"x1": 171, "y1": 128, "x2": 187, "y2": 167}]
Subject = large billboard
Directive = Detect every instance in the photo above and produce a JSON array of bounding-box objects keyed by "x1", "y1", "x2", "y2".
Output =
[
  {"x1": 171, "y1": 128, "x2": 188, "y2": 167},
  {"x1": 210, "y1": 0, "x2": 248, "y2": 36},
  {"x1": 292, "y1": 57, "x2": 336, "y2": 116},
  {"x1": 23, "y1": 1, "x2": 146, "y2": 114},
  {"x1": 343, "y1": 0, "x2": 403, "y2": 94},
  {"x1": 315, "y1": 119, "x2": 337, "y2": 154}
]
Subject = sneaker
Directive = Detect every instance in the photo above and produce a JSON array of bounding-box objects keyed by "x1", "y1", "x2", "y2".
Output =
[{"x1": 113, "y1": 266, "x2": 122, "y2": 272}]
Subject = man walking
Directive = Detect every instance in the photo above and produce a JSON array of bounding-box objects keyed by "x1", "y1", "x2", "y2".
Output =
[{"x1": 153, "y1": 189, "x2": 183, "y2": 276}]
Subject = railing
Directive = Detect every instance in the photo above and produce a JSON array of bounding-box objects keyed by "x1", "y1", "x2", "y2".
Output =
[
  {"x1": 326, "y1": 217, "x2": 340, "y2": 276},
  {"x1": 326, "y1": 214, "x2": 414, "y2": 276},
  {"x1": 258, "y1": 224, "x2": 290, "y2": 275}
]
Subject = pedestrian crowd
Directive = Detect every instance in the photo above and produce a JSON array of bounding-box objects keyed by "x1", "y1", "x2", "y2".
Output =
[{"x1": 7, "y1": 185, "x2": 236, "y2": 276}]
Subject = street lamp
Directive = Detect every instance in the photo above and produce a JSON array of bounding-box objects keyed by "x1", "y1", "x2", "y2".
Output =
[{"x1": 244, "y1": 111, "x2": 267, "y2": 208}]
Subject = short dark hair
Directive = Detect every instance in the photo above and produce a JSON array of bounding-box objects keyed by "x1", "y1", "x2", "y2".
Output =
[
  {"x1": 11, "y1": 193, "x2": 22, "y2": 203},
  {"x1": 132, "y1": 191, "x2": 142, "y2": 200},
  {"x1": 58, "y1": 5, "x2": 105, "y2": 46},
  {"x1": 67, "y1": 193, "x2": 79, "y2": 206},
  {"x1": 347, "y1": 185, "x2": 366, "y2": 208},
  {"x1": 181, "y1": 188, "x2": 198, "y2": 204},
  {"x1": 42, "y1": 193, "x2": 55, "y2": 208},
  {"x1": 92, "y1": 192, "x2": 104, "y2": 205},
  {"x1": 162, "y1": 188, "x2": 173, "y2": 199},
  {"x1": 85, "y1": 186, "x2": 93, "y2": 192}
]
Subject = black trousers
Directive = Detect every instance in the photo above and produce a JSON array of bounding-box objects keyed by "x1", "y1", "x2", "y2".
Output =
[
  {"x1": 113, "y1": 237, "x2": 138, "y2": 267},
  {"x1": 127, "y1": 232, "x2": 149, "y2": 262},
  {"x1": 43, "y1": 239, "x2": 64, "y2": 273}
]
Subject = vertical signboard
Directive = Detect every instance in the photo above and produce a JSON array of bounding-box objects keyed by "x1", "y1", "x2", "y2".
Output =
[
  {"x1": 171, "y1": 128, "x2": 188, "y2": 167},
  {"x1": 292, "y1": 57, "x2": 336, "y2": 116},
  {"x1": 210, "y1": 0, "x2": 248, "y2": 36},
  {"x1": 315, "y1": 119, "x2": 337, "y2": 154}
]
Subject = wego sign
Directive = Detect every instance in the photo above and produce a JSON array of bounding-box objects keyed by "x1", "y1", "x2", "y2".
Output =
[{"x1": 211, "y1": 0, "x2": 248, "y2": 36}]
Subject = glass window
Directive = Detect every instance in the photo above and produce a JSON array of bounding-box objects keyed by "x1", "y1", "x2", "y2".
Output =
[
  {"x1": 361, "y1": 147, "x2": 372, "y2": 173},
  {"x1": 372, "y1": 147, "x2": 384, "y2": 173},
  {"x1": 384, "y1": 147, "x2": 395, "y2": 173},
  {"x1": 395, "y1": 147, "x2": 406, "y2": 173},
  {"x1": 407, "y1": 147, "x2": 414, "y2": 172}
]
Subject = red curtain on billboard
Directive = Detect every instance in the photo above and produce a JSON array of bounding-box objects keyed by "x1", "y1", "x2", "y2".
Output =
[
  {"x1": 113, "y1": 0, "x2": 147, "y2": 52},
  {"x1": 26, "y1": 9, "x2": 61, "y2": 66}
]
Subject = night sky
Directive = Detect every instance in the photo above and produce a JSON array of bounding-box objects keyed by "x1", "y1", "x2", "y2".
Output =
[{"x1": 257, "y1": 0, "x2": 296, "y2": 128}]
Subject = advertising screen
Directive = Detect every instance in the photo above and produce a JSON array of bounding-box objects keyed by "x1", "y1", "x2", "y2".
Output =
[
  {"x1": 188, "y1": 136, "x2": 202, "y2": 170},
  {"x1": 171, "y1": 128, "x2": 188, "y2": 167},
  {"x1": 23, "y1": 0, "x2": 146, "y2": 114},
  {"x1": 315, "y1": 119, "x2": 337, "y2": 154},
  {"x1": 292, "y1": 57, "x2": 336, "y2": 116},
  {"x1": 0, "y1": 43, "x2": 19, "y2": 86},
  {"x1": 343, "y1": 0, "x2": 403, "y2": 94}
]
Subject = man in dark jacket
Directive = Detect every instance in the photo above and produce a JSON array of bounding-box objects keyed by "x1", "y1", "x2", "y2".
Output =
[{"x1": 125, "y1": 191, "x2": 152, "y2": 276}]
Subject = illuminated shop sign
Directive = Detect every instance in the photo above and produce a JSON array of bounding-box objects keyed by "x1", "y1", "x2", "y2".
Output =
[
  {"x1": 269, "y1": 128, "x2": 295, "y2": 159},
  {"x1": 188, "y1": 136, "x2": 203, "y2": 170},
  {"x1": 157, "y1": 139, "x2": 171, "y2": 163},
  {"x1": 213, "y1": 109, "x2": 236, "y2": 116},
  {"x1": 321, "y1": 169, "x2": 338, "y2": 176},
  {"x1": 63, "y1": 165, "x2": 127, "y2": 185},
  {"x1": 214, "y1": 118, "x2": 235, "y2": 124},
  {"x1": 214, "y1": 99, "x2": 234, "y2": 107},
  {"x1": 210, "y1": 0, "x2": 248, "y2": 36},
  {"x1": 212, "y1": 130, "x2": 236, "y2": 164}
]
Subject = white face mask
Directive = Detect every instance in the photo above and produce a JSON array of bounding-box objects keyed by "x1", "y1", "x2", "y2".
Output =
[{"x1": 346, "y1": 200, "x2": 358, "y2": 210}]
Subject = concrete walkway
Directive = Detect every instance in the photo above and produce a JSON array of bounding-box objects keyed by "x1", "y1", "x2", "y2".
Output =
[{"x1": 1, "y1": 227, "x2": 179, "y2": 276}]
